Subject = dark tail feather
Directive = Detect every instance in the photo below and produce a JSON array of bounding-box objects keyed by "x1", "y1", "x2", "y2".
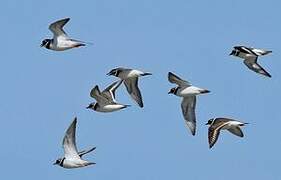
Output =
[
  {"x1": 200, "y1": 89, "x2": 211, "y2": 94},
  {"x1": 87, "y1": 162, "x2": 96, "y2": 166},
  {"x1": 142, "y1": 72, "x2": 152, "y2": 76},
  {"x1": 121, "y1": 105, "x2": 131, "y2": 109}
]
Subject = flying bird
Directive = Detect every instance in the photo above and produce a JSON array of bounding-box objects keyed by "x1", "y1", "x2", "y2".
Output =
[
  {"x1": 107, "y1": 67, "x2": 152, "y2": 108},
  {"x1": 87, "y1": 80, "x2": 130, "y2": 112},
  {"x1": 206, "y1": 117, "x2": 248, "y2": 149},
  {"x1": 53, "y1": 117, "x2": 96, "y2": 168},
  {"x1": 41, "y1": 18, "x2": 88, "y2": 51},
  {"x1": 168, "y1": 72, "x2": 210, "y2": 136},
  {"x1": 229, "y1": 46, "x2": 272, "y2": 77}
]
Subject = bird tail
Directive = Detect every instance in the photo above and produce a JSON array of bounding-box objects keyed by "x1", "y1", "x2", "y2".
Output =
[
  {"x1": 142, "y1": 72, "x2": 152, "y2": 76},
  {"x1": 86, "y1": 162, "x2": 96, "y2": 166},
  {"x1": 71, "y1": 39, "x2": 94, "y2": 46},
  {"x1": 241, "y1": 122, "x2": 249, "y2": 126},
  {"x1": 263, "y1": 50, "x2": 272, "y2": 55}
]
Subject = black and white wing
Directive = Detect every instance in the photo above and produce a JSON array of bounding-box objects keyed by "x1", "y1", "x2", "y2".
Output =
[
  {"x1": 247, "y1": 47, "x2": 272, "y2": 56},
  {"x1": 90, "y1": 85, "x2": 110, "y2": 104},
  {"x1": 124, "y1": 78, "x2": 143, "y2": 108},
  {"x1": 181, "y1": 96, "x2": 196, "y2": 136},
  {"x1": 243, "y1": 56, "x2": 271, "y2": 77},
  {"x1": 63, "y1": 117, "x2": 80, "y2": 159},
  {"x1": 49, "y1": 18, "x2": 70, "y2": 38},
  {"x1": 208, "y1": 120, "x2": 229, "y2": 149},
  {"x1": 168, "y1": 72, "x2": 191, "y2": 87},
  {"x1": 101, "y1": 80, "x2": 123, "y2": 103},
  {"x1": 78, "y1": 147, "x2": 96, "y2": 158}
]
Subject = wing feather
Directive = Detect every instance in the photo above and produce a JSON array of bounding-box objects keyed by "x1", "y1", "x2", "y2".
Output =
[
  {"x1": 124, "y1": 78, "x2": 143, "y2": 108},
  {"x1": 243, "y1": 57, "x2": 271, "y2": 77},
  {"x1": 168, "y1": 72, "x2": 191, "y2": 87},
  {"x1": 181, "y1": 96, "x2": 196, "y2": 136},
  {"x1": 63, "y1": 117, "x2": 80, "y2": 159},
  {"x1": 49, "y1": 18, "x2": 70, "y2": 38}
]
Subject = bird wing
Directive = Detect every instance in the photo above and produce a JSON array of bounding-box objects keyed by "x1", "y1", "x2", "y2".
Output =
[
  {"x1": 63, "y1": 117, "x2": 80, "y2": 159},
  {"x1": 181, "y1": 96, "x2": 196, "y2": 136},
  {"x1": 243, "y1": 57, "x2": 271, "y2": 77},
  {"x1": 90, "y1": 85, "x2": 110, "y2": 104},
  {"x1": 49, "y1": 18, "x2": 70, "y2": 38},
  {"x1": 227, "y1": 127, "x2": 244, "y2": 137},
  {"x1": 101, "y1": 80, "x2": 123, "y2": 103},
  {"x1": 124, "y1": 78, "x2": 143, "y2": 108},
  {"x1": 208, "y1": 120, "x2": 229, "y2": 149},
  {"x1": 168, "y1": 72, "x2": 191, "y2": 87},
  {"x1": 247, "y1": 47, "x2": 272, "y2": 56},
  {"x1": 78, "y1": 147, "x2": 96, "y2": 158}
]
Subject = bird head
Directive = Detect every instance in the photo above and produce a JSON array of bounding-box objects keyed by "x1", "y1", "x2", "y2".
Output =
[
  {"x1": 53, "y1": 158, "x2": 62, "y2": 166},
  {"x1": 86, "y1": 103, "x2": 95, "y2": 109},
  {"x1": 168, "y1": 87, "x2": 177, "y2": 95},
  {"x1": 205, "y1": 119, "x2": 214, "y2": 125},
  {"x1": 107, "y1": 68, "x2": 120, "y2": 77},
  {"x1": 40, "y1": 39, "x2": 51, "y2": 48},
  {"x1": 229, "y1": 50, "x2": 236, "y2": 56}
]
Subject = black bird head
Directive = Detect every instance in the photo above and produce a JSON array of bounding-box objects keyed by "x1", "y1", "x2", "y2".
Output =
[
  {"x1": 86, "y1": 103, "x2": 95, "y2": 109},
  {"x1": 205, "y1": 119, "x2": 214, "y2": 125},
  {"x1": 53, "y1": 158, "x2": 62, "y2": 166},
  {"x1": 168, "y1": 87, "x2": 177, "y2": 94},
  {"x1": 107, "y1": 68, "x2": 120, "y2": 77},
  {"x1": 40, "y1": 39, "x2": 51, "y2": 48},
  {"x1": 229, "y1": 50, "x2": 236, "y2": 56}
]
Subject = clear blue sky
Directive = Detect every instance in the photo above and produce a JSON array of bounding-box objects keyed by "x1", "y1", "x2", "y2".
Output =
[{"x1": 0, "y1": 0, "x2": 280, "y2": 179}]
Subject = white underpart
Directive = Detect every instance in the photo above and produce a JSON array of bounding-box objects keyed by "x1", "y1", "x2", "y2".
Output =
[{"x1": 177, "y1": 86, "x2": 206, "y2": 97}]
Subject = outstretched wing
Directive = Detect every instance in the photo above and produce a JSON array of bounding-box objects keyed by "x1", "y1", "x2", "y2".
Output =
[
  {"x1": 90, "y1": 85, "x2": 110, "y2": 104},
  {"x1": 168, "y1": 72, "x2": 191, "y2": 87},
  {"x1": 208, "y1": 121, "x2": 228, "y2": 149},
  {"x1": 181, "y1": 96, "x2": 196, "y2": 136},
  {"x1": 124, "y1": 78, "x2": 143, "y2": 108},
  {"x1": 227, "y1": 127, "x2": 244, "y2": 137},
  {"x1": 49, "y1": 18, "x2": 70, "y2": 38},
  {"x1": 101, "y1": 80, "x2": 123, "y2": 103},
  {"x1": 63, "y1": 117, "x2": 80, "y2": 159},
  {"x1": 243, "y1": 57, "x2": 271, "y2": 78},
  {"x1": 247, "y1": 47, "x2": 272, "y2": 56}
]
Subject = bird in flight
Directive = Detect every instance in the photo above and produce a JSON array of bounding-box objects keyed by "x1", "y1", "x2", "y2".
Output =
[
  {"x1": 168, "y1": 72, "x2": 210, "y2": 136},
  {"x1": 87, "y1": 80, "x2": 130, "y2": 112},
  {"x1": 107, "y1": 67, "x2": 152, "y2": 108},
  {"x1": 206, "y1": 117, "x2": 248, "y2": 149},
  {"x1": 229, "y1": 46, "x2": 272, "y2": 77},
  {"x1": 41, "y1": 18, "x2": 88, "y2": 51},
  {"x1": 53, "y1": 117, "x2": 96, "y2": 169}
]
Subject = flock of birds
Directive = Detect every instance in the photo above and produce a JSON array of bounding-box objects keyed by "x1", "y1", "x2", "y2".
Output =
[{"x1": 41, "y1": 18, "x2": 273, "y2": 169}]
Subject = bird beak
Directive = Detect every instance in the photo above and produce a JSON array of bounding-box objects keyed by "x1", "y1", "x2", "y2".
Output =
[
  {"x1": 40, "y1": 44, "x2": 44, "y2": 47},
  {"x1": 86, "y1": 105, "x2": 91, "y2": 109},
  {"x1": 106, "y1": 72, "x2": 112, "y2": 76},
  {"x1": 53, "y1": 162, "x2": 57, "y2": 165},
  {"x1": 205, "y1": 123, "x2": 209, "y2": 125}
]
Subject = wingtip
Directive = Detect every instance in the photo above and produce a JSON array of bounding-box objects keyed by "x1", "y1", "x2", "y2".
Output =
[
  {"x1": 73, "y1": 117, "x2": 77, "y2": 122},
  {"x1": 168, "y1": 72, "x2": 174, "y2": 76}
]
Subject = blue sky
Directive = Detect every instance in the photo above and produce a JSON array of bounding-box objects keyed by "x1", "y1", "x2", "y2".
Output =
[{"x1": 0, "y1": 0, "x2": 280, "y2": 179}]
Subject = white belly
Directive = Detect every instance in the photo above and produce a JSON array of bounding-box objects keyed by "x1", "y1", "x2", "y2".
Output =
[
  {"x1": 63, "y1": 159, "x2": 88, "y2": 169},
  {"x1": 51, "y1": 40, "x2": 79, "y2": 51},
  {"x1": 177, "y1": 86, "x2": 204, "y2": 97},
  {"x1": 96, "y1": 104, "x2": 125, "y2": 112}
]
